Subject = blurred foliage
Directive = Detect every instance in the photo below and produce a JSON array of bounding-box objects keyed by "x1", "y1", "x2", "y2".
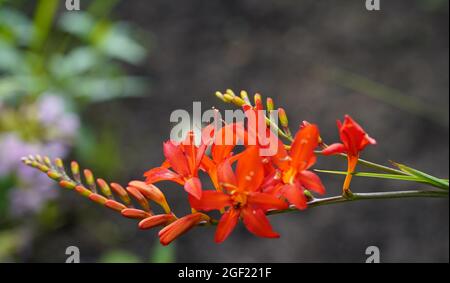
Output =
[
  {"x1": 99, "y1": 249, "x2": 141, "y2": 263},
  {"x1": 0, "y1": 0, "x2": 148, "y2": 106},
  {"x1": 150, "y1": 242, "x2": 175, "y2": 263},
  {"x1": 98, "y1": 241, "x2": 175, "y2": 263},
  {"x1": 0, "y1": 0, "x2": 151, "y2": 262}
]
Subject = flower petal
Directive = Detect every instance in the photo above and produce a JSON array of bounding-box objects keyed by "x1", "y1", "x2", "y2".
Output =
[
  {"x1": 189, "y1": 190, "x2": 231, "y2": 211},
  {"x1": 184, "y1": 177, "x2": 203, "y2": 199},
  {"x1": 144, "y1": 167, "x2": 184, "y2": 185},
  {"x1": 290, "y1": 124, "x2": 320, "y2": 171},
  {"x1": 241, "y1": 207, "x2": 279, "y2": 238},
  {"x1": 248, "y1": 192, "x2": 288, "y2": 210},
  {"x1": 321, "y1": 143, "x2": 346, "y2": 155},
  {"x1": 236, "y1": 146, "x2": 264, "y2": 191},
  {"x1": 298, "y1": 170, "x2": 326, "y2": 195},
  {"x1": 217, "y1": 160, "x2": 238, "y2": 190},
  {"x1": 215, "y1": 208, "x2": 240, "y2": 243},
  {"x1": 281, "y1": 184, "x2": 307, "y2": 210},
  {"x1": 163, "y1": 141, "x2": 190, "y2": 177}
]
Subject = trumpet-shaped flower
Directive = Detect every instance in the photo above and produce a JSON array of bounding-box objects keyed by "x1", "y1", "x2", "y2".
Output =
[
  {"x1": 270, "y1": 124, "x2": 325, "y2": 209},
  {"x1": 144, "y1": 131, "x2": 207, "y2": 199},
  {"x1": 321, "y1": 115, "x2": 376, "y2": 193}
]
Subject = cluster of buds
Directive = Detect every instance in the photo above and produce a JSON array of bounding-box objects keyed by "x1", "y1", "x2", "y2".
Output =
[{"x1": 22, "y1": 90, "x2": 379, "y2": 245}]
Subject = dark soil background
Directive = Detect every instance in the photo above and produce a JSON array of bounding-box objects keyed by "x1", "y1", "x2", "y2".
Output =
[{"x1": 30, "y1": 0, "x2": 448, "y2": 262}]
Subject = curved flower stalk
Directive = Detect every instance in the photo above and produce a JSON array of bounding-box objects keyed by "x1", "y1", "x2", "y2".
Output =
[{"x1": 21, "y1": 90, "x2": 448, "y2": 246}]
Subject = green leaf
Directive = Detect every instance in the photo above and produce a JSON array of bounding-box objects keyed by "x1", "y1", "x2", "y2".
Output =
[
  {"x1": 314, "y1": 169, "x2": 427, "y2": 182},
  {"x1": 150, "y1": 242, "x2": 175, "y2": 263},
  {"x1": 391, "y1": 162, "x2": 449, "y2": 190}
]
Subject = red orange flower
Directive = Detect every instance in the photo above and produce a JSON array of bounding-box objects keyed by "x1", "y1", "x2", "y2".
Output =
[
  {"x1": 190, "y1": 146, "x2": 288, "y2": 243},
  {"x1": 144, "y1": 131, "x2": 207, "y2": 199},
  {"x1": 321, "y1": 115, "x2": 376, "y2": 194},
  {"x1": 269, "y1": 124, "x2": 325, "y2": 209}
]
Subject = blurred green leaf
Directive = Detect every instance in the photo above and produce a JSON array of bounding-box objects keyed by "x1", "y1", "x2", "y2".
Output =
[
  {"x1": 150, "y1": 242, "x2": 175, "y2": 263},
  {"x1": 99, "y1": 250, "x2": 141, "y2": 263},
  {"x1": 0, "y1": 8, "x2": 34, "y2": 44},
  {"x1": 0, "y1": 230, "x2": 20, "y2": 261},
  {"x1": 58, "y1": 12, "x2": 95, "y2": 39}
]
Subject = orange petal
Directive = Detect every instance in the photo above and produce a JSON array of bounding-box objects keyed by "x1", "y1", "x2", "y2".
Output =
[
  {"x1": 290, "y1": 124, "x2": 320, "y2": 171},
  {"x1": 281, "y1": 184, "x2": 307, "y2": 210},
  {"x1": 163, "y1": 141, "x2": 190, "y2": 177},
  {"x1": 215, "y1": 208, "x2": 240, "y2": 243},
  {"x1": 189, "y1": 190, "x2": 231, "y2": 211},
  {"x1": 236, "y1": 146, "x2": 264, "y2": 192},
  {"x1": 184, "y1": 177, "x2": 202, "y2": 200},
  {"x1": 248, "y1": 192, "x2": 288, "y2": 210},
  {"x1": 321, "y1": 143, "x2": 346, "y2": 155},
  {"x1": 241, "y1": 207, "x2": 279, "y2": 238},
  {"x1": 298, "y1": 170, "x2": 326, "y2": 195},
  {"x1": 144, "y1": 166, "x2": 184, "y2": 185},
  {"x1": 217, "y1": 160, "x2": 238, "y2": 189}
]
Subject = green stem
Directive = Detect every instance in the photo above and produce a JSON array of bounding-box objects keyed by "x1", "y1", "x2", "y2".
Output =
[{"x1": 267, "y1": 189, "x2": 448, "y2": 216}]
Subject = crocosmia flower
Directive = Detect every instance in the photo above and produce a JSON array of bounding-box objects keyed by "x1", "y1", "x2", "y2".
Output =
[
  {"x1": 190, "y1": 146, "x2": 288, "y2": 243},
  {"x1": 144, "y1": 131, "x2": 207, "y2": 199},
  {"x1": 270, "y1": 123, "x2": 325, "y2": 209},
  {"x1": 321, "y1": 115, "x2": 376, "y2": 193}
]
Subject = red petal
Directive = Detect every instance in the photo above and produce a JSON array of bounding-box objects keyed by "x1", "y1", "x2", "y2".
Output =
[
  {"x1": 212, "y1": 123, "x2": 239, "y2": 163},
  {"x1": 184, "y1": 177, "x2": 202, "y2": 199},
  {"x1": 281, "y1": 184, "x2": 307, "y2": 210},
  {"x1": 236, "y1": 146, "x2": 264, "y2": 192},
  {"x1": 215, "y1": 208, "x2": 240, "y2": 243},
  {"x1": 217, "y1": 160, "x2": 238, "y2": 189},
  {"x1": 321, "y1": 143, "x2": 346, "y2": 155},
  {"x1": 290, "y1": 124, "x2": 320, "y2": 171},
  {"x1": 144, "y1": 166, "x2": 184, "y2": 185},
  {"x1": 189, "y1": 190, "x2": 231, "y2": 211},
  {"x1": 241, "y1": 207, "x2": 279, "y2": 238},
  {"x1": 298, "y1": 170, "x2": 326, "y2": 195},
  {"x1": 163, "y1": 141, "x2": 190, "y2": 177},
  {"x1": 248, "y1": 192, "x2": 288, "y2": 210}
]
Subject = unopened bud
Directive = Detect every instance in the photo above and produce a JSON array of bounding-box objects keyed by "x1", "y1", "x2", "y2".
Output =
[
  {"x1": 254, "y1": 93, "x2": 263, "y2": 110},
  {"x1": 215, "y1": 91, "x2": 227, "y2": 102},
  {"x1": 97, "y1": 178, "x2": 113, "y2": 199},
  {"x1": 59, "y1": 180, "x2": 76, "y2": 190},
  {"x1": 266, "y1": 97, "x2": 274, "y2": 112},
  {"x1": 278, "y1": 108, "x2": 289, "y2": 127}
]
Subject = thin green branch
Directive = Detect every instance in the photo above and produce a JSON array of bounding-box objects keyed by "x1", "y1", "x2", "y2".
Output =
[{"x1": 267, "y1": 189, "x2": 448, "y2": 216}]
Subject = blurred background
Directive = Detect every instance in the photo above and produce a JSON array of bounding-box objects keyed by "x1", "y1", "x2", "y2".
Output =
[{"x1": 0, "y1": 0, "x2": 448, "y2": 262}]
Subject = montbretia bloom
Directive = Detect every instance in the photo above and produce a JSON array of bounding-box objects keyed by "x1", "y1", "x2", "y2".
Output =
[
  {"x1": 270, "y1": 124, "x2": 325, "y2": 209},
  {"x1": 321, "y1": 115, "x2": 376, "y2": 194},
  {"x1": 144, "y1": 131, "x2": 207, "y2": 199},
  {"x1": 190, "y1": 146, "x2": 288, "y2": 243}
]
